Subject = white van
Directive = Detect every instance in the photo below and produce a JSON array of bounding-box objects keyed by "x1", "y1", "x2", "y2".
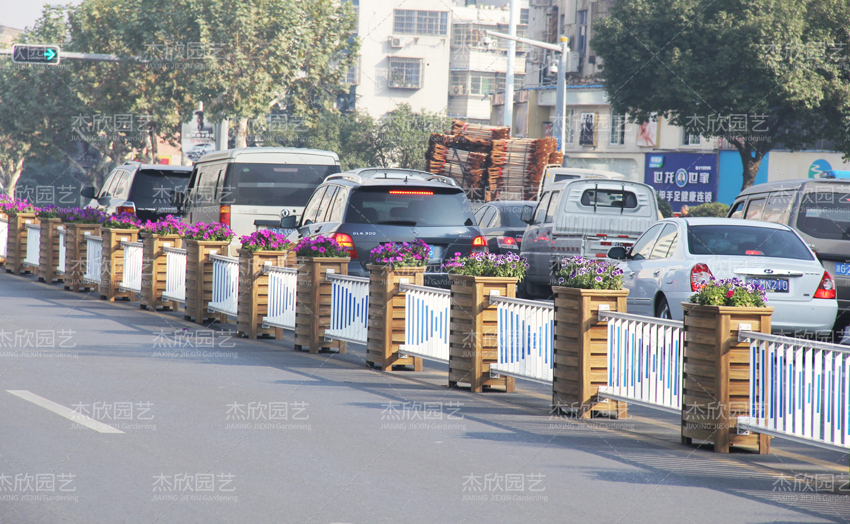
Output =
[
  {"x1": 537, "y1": 165, "x2": 627, "y2": 196},
  {"x1": 180, "y1": 147, "x2": 341, "y2": 252}
]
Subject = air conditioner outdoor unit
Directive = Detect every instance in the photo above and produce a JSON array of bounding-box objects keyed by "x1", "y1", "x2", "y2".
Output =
[
  {"x1": 390, "y1": 36, "x2": 405, "y2": 48},
  {"x1": 451, "y1": 85, "x2": 466, "y2": 95}
]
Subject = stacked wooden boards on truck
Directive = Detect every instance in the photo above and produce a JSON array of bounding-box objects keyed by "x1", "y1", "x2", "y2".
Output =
[{"x1": 425, "y1": 119, "x2": 562, "y2": 201}]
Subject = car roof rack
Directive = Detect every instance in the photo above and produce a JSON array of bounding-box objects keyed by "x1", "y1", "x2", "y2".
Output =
[{"x1": 326, "y1": 168, "x2": 459, "y2": 187}]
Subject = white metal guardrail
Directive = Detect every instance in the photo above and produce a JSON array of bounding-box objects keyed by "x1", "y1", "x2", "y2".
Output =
[
  {"x1": 489, "y1": 294, "x2": 554, "y2": 384},
  {"x1": 82, "y1": 235, "x2": 103, "y2": 284},
  {"x1": 0, "y1": 216, "x2": 7, "y2": 259},
  {"x1": 262, "y1": 265, "x2": 298, "y2": 330},
  {"x1": 398, "y1": 281, "x2": 451, "y2": 363},
  {"x1": 118, "y1": 241, "x2": 143, "y2": 293},
  {"x1": 324, "y1": 272, "x2": 370, "y2": 344},
  {"x1": 23, "y1": 223, "x2": 41, "y2": 268},
  {"x1": 597, "y1": 309, "x2": 684, "y2": 414},
  {"x1": 738, "y1": 330, "x2": 850, "y2": 452},
  {"x1": 207, "y1": 253, "x2": 239, "y2": 317},
  {"x1": 161, "y1": 247, "x2": 187, "y2": 302},
  {"x1": 56, "y1": 227, "x2": 66, "y2": 275}
]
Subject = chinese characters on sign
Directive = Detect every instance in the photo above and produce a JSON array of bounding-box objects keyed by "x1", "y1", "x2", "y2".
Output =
[{"x1": 644, "y1": 153, "x2": 719, "y2": 213}]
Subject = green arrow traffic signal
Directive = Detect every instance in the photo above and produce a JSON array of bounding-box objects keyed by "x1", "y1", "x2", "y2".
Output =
[{"x1": 11, "y1": 44, "x2": 61, "y2": 65}]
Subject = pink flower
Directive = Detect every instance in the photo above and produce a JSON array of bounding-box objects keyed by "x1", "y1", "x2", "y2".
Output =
[{"x1": 726, "y1": 290, "x2": 734, "y2": 298}]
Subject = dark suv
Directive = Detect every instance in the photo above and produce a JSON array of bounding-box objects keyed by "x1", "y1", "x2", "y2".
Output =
[
  {"x1": 82, "y1": 162, "x2": 192, "y2": 222},
  {"x1": 282, "y1": 168, "x2": 488, "y2": 287}
]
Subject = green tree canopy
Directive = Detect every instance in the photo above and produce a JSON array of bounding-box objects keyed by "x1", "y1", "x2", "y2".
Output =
[{"x1": 592, "y1": 0, "x2": 850, "y2": 190}]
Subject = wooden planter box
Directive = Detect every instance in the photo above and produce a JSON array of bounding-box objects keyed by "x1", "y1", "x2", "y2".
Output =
[
  {"x1": 139, "y1": 233, "x2": 182, "y2": 311},
  {"x1": 448, "y1": 275, "x2": 517, "y2": 393},
  {"x1": 552, "y1": 287, "x2": 629, "y2": 419},
  {"x1": 185, "y1": 239, "x2": 232, "y2": 324},
  {"x1": 366, "y1": 264, "x2": 425, "y2": 371},
  {"x1": 294, "y1": 256, "x2": 349, "y2": 353},
  {"x1": 99, "y1": 228, "x2": 140, "y2": 301},
  {"x1": 681, "y1": 303, "x2": 773, "y2": 454},
  {"x1": 5, "y1": 212, "x2": 37, "y2": 275},
  {"x1": 38, "y1": 218, "x2": 64, "y2": 283},
  {"x1": 236, "y1": 249, "x2": 295, "y2": 339},
  {"x1": 63, "y1": 224, "x2": 102, "y2": 292}
]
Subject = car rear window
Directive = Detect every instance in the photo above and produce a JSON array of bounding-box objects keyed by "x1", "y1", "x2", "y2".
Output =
[
  {"x1": 226, "y1": 163, "x2": 340, "y2": 206},
  {"x1": 580, "y1": 189, "x2": 638, "y2": 208},
  {"x1": 129, "y1": 169, "x2": 190, "y2": 208},
  {"x1": 346, "y1": 187, "x2": 475, "y2": 227},
  {"x1": 687, "y1": 224, "x2": 813, "y2": 260},
  {"x1": 797, "y1": 188, "x2": 850, "y2": 240},
  {"x1": 500, "y1": 207, "x2": 527, "y2": 227}
]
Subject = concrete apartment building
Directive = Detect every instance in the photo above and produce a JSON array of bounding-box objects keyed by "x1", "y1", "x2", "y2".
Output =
[
  {"x1": 448, "y1": 2, "x2": 529, "y2": 124},
  {"x1": 349, "y1": 1, "x2": 453, "y2": 117}
]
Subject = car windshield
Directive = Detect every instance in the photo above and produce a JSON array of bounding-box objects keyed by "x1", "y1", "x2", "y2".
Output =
[
  {"x1": 346, "y1": 187, "x2": 475, "y2": 226},
  {"x1": 226, "y1": 163, "x2": 340, "y2": 206},
  {"x1": 687, "y1": 224, "x2": 813, "y2": 260},
  {"x1": 797, "y1": 188, "x2": 850, "y2": 240},
  {"x1": 129, "y1": 169, "x2": 190, "y2": 208}
]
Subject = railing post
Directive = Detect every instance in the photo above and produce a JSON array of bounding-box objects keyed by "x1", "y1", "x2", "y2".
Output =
[
  {"x1": 294, "y1": 257, "x2": 350, "y2": 354},
  {"x1": 366, "y1": 265, "x2": 425, "y2": 371}
]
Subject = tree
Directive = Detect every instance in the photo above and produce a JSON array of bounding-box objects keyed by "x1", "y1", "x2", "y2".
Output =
[
  {"x1": 144, "y1": 0, "x2": 359, "y2": 147},
  {"x1": 592, "y1": 0, "x2": 850, "y2": 191},
  {"x1": 371, "y1": 104, "x2": 450, "y2": 172},
  {"x1": 688, "y1": 202, "x2": 729, "y2": 217}
]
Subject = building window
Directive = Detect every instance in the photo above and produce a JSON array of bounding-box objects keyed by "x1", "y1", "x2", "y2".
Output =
[
  {"x1": 346, "y1": 61, "x2": 359, "y2": 85},
  {"x1": 496, "y1": 73, "x2": 526, "y2": 92},
  {"x1": 520, "y1": 8, "x2": 529, "y2": 25},
  {"x1": 394, "y1": 10, "x2": 448, "y2": 36},
  {"x1": 450, "y1": 73, "x2": 468, "y2": 95},
  {"x1": 682, "y1": 129, "x2": 701, "y2": 145},
  {"x1": 610, "y1": 113, "x2": 625, "y2": 145},
  {"x1": 388, "y1": 57, "x2": 423, "y2": 89},
  {"x1": 470, "y1": 72, "x2": 496, "y2": 95},
  {"x1": 565, "y1": 109, "x2": 575, "y2": 145},
  {"x1": 577, "y1": 10, "x2": 588, "y2": 56}
]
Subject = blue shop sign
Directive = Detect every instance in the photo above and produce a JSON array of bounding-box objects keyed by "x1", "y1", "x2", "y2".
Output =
[{"x1": 644, "y1": 152, "x2": 719, "y2": 213}]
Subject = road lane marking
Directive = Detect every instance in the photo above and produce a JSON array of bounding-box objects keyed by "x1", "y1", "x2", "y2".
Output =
[{"x1": 7, "y1": 390, "x2": 124, "y2": 434}]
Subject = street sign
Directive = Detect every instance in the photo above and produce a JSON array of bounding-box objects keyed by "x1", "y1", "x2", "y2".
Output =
[{"x1": 11, "y1": 44, "x2": 61, "y2": 65}]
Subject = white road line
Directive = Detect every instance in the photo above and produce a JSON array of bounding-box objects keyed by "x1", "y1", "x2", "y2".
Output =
[{"x1": 7, "y1": 390, "x2": 124, "y2": 434}]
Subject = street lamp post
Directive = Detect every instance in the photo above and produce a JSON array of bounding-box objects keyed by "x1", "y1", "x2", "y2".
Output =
[{"x1": 485, "y1": 31, "x2": 570, "y2": 153}]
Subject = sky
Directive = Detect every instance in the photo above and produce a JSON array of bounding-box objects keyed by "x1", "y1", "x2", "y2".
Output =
[{"x1": 1, "y1": 0, "x2": 79, "y2": 31}]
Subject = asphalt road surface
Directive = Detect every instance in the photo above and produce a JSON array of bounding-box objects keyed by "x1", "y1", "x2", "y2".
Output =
[{"x1": 0, "y1": 272, "x2": 848, "y2": 523}]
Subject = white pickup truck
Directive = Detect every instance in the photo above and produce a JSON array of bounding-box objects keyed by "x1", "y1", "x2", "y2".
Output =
[{"x1": 519, "y1": 178, "x2": 659, "y2": 297}]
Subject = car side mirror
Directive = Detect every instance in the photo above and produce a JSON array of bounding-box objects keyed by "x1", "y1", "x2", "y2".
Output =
[
  {"x1": 80, "y1": 186, "x2": 96, "y2": 199},
  {"x1": 520, "y1": 205, "x2": 534, "y2": 224},
  {"x1": 607, "y1": 246, "x2": 628, "y2": 260},
  {"x1": 279, "y1": 215, "x2": 298, "y2": 228}
]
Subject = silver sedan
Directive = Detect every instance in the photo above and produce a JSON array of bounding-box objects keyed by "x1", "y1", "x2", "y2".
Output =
[{"x1": 607, "y1": 217, "x2": 838, "y2": 335}]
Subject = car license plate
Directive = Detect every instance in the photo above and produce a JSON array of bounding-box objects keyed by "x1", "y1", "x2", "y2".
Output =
[
  {"x1": 835, "y1": 262, "x2": 850, "y2": 276},
  {"x1": 260, "y1": 227, "x2": 295, "y2": 237},
  {"x1": 747, "y1": 278, "x2": 789, "y2": 293}
]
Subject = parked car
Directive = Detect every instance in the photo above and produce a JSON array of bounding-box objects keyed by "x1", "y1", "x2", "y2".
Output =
[
  {"x1": 81, "y1": 162, "x2": 191, "y2": 222},
  {"x1": 473, "y1": 200, "x2": 533, "y2": 254},
  {"x1": 176, "y1": 147, "x2": 341, "y2": 253},
  {"x1": 520, "y1": 178, "x2": 659, "y2": 297},
  {"x1": 280, "y1": 168, "x2": 487, "y2": 287},
  {"x1": 537, "y1": 164, "x2": 627, "y2": 196},
  {"x1": 607, "y1": 217, "x2": 838, "y2": 336},
  {"x1": 728, "y1": 179, "x2": 850, "y2": 338}
]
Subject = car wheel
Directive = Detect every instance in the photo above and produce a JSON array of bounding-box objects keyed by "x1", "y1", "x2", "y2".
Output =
[{"x1": 655, "y1": 296, "x2": 672, "y2": 320}]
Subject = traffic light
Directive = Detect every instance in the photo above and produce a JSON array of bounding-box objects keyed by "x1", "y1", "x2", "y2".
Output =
[{"x1": 11, "y1": 44, "x2": 61, "y2": 65}]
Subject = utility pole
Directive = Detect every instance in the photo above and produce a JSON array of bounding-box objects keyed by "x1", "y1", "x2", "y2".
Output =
[
  {"x1": 486, "y1": 31, "x2": 570, "y2": 153},
  {"x1": 503, "y1": 0, "x2": 520, "y2": 131}
]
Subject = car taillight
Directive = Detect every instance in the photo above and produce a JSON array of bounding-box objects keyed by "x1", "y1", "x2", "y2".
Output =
[
  {"x1": 219, "y1": 205, "x2": 231, "y2": 226},
  {"x1": 116, "y1": 202, "x2": 136, "y2": 215},
  {"x1": 471, "y1": 236, "x2": 488, "y2": 254},
  {"x1": 333, "y1": 233, "x2": 359, "y2": 259},
  {"x1": 690, "y1": 263, "x2": 713, "y2": 291},
  {"x1": 497, "y1": 236, "x2": 517, "y2": 250},
  {"x1": 814, "y1": 271, "x2": 836, "y2": 299}
]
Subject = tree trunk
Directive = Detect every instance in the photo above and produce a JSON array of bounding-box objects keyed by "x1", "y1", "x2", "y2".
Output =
[
  {"x1": 1, "y1": 157, "x2": 25, "y2": 197},
  {"x1": 740, "y1": 154, "x2": 763, "y2": 191},
  {"x1": 235, "y1": 117, "x2": 249, "y2": 148},
  {"x1": 732, "y1": 138, "x2": 767, "y2": 192},
  {"x1": 148, "y1": 123, "x2": 159, "y2": 162}
]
